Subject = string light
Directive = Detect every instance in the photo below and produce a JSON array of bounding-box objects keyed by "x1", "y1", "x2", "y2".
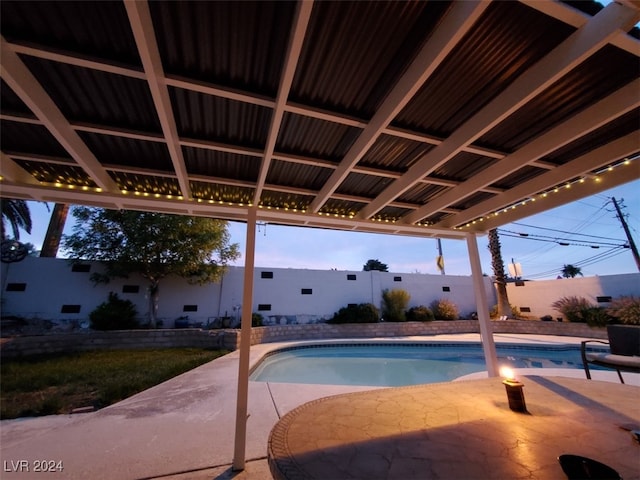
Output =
[
  {"x1": 460, "y1": 156, "x2": 635, "y2": 228},
  {"x1": 22, "y1": 154, "x2": 635, "y2": 224}
]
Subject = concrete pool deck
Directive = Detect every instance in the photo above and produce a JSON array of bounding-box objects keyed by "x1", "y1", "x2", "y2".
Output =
[{"x1": 1, "y1": 334, "x2": 638, "y2": 479}]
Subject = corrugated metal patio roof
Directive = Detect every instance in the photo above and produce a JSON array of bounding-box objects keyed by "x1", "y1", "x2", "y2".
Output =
[{"x1": 1, "y1": 0, "x2": 638, "y2": 239}]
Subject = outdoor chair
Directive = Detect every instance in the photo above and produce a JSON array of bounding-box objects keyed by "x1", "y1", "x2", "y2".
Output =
[
  {"x1": 581, "y1": 325, "x2": 640, "y2": 384},
  {"x1": 558, "y1": 454, "x2": 622, "y2": 480}
]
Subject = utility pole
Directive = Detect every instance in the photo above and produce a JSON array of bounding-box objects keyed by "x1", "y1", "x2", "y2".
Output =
[{"x1": 611, "y1": 197, "x2": 640, "y2": 272}]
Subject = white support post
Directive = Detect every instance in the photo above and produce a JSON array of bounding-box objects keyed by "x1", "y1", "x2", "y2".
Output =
[
  {"x1": 466, "y1": 232, "x2": 499, "y2": 377},
  {"x1": 232, "y1": 207, "x2": 257, "y2": 471}
]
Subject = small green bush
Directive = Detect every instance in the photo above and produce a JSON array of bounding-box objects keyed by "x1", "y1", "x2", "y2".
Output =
[
  {"x1": 430, "y1": 298, "x2": 459, "y2": 320},
  {"x1": 607, "y1": 296, "x2": 640, "y2": 325},
  {"x1": 583, "y1": 307, "x2": 611, "y2": 327},
  {"x1": 406, "y1": 306, "x2": 434, "y2": 322},
  {"x1": 89, "y1": 292, "x2": 139, "y2": 330},
  {"x1": 381, "y1": 289, "x2": 411, "y2": 322},
  {"x1": 328, "y1": 303, "x2": 379, "y2": 324},
  {"x1": 551, "y1": 296, "x2": 592, "y2": 322},
  {"x1": 551, "y1": 296, "x2": 610, "y2": 326},
  {"x1": 251, "y1": 313, "x2": 264, "y2": 327}
]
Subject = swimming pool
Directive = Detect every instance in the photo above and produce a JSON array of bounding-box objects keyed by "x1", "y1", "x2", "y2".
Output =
[{"x1": 249, "y1": 342, "x2": 602, "y2": 386}]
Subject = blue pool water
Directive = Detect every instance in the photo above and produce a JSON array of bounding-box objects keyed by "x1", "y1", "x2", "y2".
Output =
[{"x1": 249, "y1": 342, "x2": 600, "y2": 386}]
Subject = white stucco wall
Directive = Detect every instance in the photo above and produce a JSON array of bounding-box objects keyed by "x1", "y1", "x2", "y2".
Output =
[
  {"x1": 1, "y1": 257, "x2": 497, "y2": 326},
  {"x1": 4, "y1": 257, "x2": 636, "y2": 326},
  {"x1": 506, "y1": 273, "x2": 640, "y2": 319}
]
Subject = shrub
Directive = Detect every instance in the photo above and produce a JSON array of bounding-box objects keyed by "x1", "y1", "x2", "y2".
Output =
[
  {"x1": 251, "y1": 313, "x2": 264, "y2": 327},
  {"x1": 540, "y1": 315, "x2": 554, "y2": 322},
  {"x1": 430, "y1": 299, "x2": 459, "y2": 320},
  {"x1": 607, "y1": 296, "x2": 640, "y2": 325},
  {"x1": 550, "y1": 296, "x2": 610, "y2": 326},
  {"x1": 328, "y1": 303, "x2": 379, "y2": 324},
  {"x1": 89, "y1": 292, "x2": 139, "y2": 330},
  {"x1": 489, "y1": 304, "x2": 522, "y2": 319},
  {"x1": 551, "y1": 296, "x2": 592, "y2": 323},
  {"x1": 583, "y1": 307, "x2": 611, "y2": 327},
  {"x1": 381, "y1": 289, "x2": 411, "y2": 322},
  {"x1": 406, "y1": 306, "x2": 434, "y2": 322}
]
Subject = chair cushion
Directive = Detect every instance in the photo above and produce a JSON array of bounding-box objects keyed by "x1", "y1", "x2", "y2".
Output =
[
  {"x1": 585, "y1": 352, "x2": 640, "y2": 369},
  {"x1": 607, "y1": 325, "x2": 640, "y2": 356}
]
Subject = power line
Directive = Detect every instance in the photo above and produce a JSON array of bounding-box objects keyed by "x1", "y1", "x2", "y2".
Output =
[
  {"x1": 569, "y1": 198, "x2": 610, "y2": 235},
  {"x1": 498, "y1": 230, "x2": 626, "y2": 248},
  {"x1": 523, "y1": 246, "x2": 628, "y2": 279},
  {"x1": 575, "y1": 248, "x2": 628, "y2": 270},
  {"x1": 571, "y1": 246, "x2": 628, "y2": 267},
  {"x1": 510, "y1": 222, "x2": 624, "y2": 242},
  {"x1": 511, "y1": 196, "x2": 616, "y2": 264},
  {"x1": 611, "y1": 197, "x2": 640, "y2": 271},
  {"x1": 501, "y1": 185, "x2": 639, "y2": 279},
  {"x1": 517, "y1": 241, "x2": 559, "y2": 264}
]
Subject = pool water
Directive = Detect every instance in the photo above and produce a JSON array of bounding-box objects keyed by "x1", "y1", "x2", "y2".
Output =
[{"x1": 249, "y1": 343, "x2": 599, "y2": 386}]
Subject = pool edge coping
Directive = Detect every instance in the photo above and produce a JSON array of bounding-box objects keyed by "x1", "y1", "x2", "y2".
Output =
[{"x1": 247, "y1": 334, "x2": 608, "y2": 384}]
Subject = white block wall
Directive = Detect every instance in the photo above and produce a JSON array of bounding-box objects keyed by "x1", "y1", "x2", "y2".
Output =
[
  {"x1": 4, "y1": 257, "x2": 637, "y2": 326},
  {"x1": 506, "y1": 273, "x2": 640, "y2": 319},
  {"x1": 1, "y1": 257, "x2": 495, "y2": 326}
]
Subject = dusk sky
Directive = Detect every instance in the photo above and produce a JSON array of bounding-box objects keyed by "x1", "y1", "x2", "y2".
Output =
[{"x1": 22, "y1": 179, "x2": 639, "y2": 281}]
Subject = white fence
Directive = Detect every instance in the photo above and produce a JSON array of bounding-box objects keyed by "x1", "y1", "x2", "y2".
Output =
[
  {"x1": 1, "y1": 257, "x2": 638, "y2": 327},
  {"x1": 2, "y1": 257, "x2": 493, "y2": 327},
  {"x1": 506, "y1": 273, "x2": 640, "y2": 320}
]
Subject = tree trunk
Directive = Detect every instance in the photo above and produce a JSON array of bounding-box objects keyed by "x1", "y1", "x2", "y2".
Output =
[
  {"x1": 148, "y1": 280, "x2": 159, "y2": 328},
  {"x1": 40, "y1": 203, "x2": 69, "y2": 257},
  {"x1": 488, "y1": 229, "x2": 513, "y2": 318}
]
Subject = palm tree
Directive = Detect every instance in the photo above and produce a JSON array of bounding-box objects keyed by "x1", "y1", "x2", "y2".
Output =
[
  {"x1": 488, "y1": 228, "x2": 513, "y2": 318},
  {"x1": 40, "y1": 203, "x2": 70, "y2": 257},
  {"x1": 561, "y1": 264, "x2": 583, "y2": 278},
  {"x1": 1, "y1": 198, "x2": 32, "y2": 240}
]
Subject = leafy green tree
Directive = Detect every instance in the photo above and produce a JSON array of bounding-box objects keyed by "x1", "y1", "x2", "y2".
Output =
[
  {"x1": 363, "y1": 259, "x2": 388, "y2": 272},
  {"x1": 561, "y1": 264, "x2": 583, "y2": 278},
  {"x1": 63, "y1": 207, "x2": 240, "y2": 327},
  {"x1": 1, "y1": 198, "x2": 32, "y2": 240},
  {"x1": 488, "y1": 229, "x2": 513, "y2": 319}
]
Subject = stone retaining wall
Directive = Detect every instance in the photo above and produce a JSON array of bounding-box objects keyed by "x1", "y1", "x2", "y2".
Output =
[
  {"x1": 0, "y1": 321, "x2": 607, "y2": 358},
  {"x1": 0, "y1": 329, "x2": 230, "y2": 358},
  {"x1": 491, "y1": 320, "x2": 607, "y2": 338},
  {"x1": 225, "y1": 320, "x2": 607, "y2": 350}
]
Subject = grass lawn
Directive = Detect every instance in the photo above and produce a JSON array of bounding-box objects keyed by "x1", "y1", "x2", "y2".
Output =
[{"x1": 0, "y1": 348, "x2": 228, "y2": 419}]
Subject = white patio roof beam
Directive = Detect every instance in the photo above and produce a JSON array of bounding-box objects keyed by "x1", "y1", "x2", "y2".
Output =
[
  {"x1": 307, "y1": 1, "x2": 489, "y2": 213},
  {"x1": 358, "y1": 1, "x2": 640, "y2": 220}
]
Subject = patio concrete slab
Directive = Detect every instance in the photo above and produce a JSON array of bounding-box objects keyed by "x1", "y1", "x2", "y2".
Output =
[
  {"x1": 1, "y1": 334, "x2": 637, "y2": 479},
  {"x1": 268, "y1": 376, "x2": 640, "y2": 480}
]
